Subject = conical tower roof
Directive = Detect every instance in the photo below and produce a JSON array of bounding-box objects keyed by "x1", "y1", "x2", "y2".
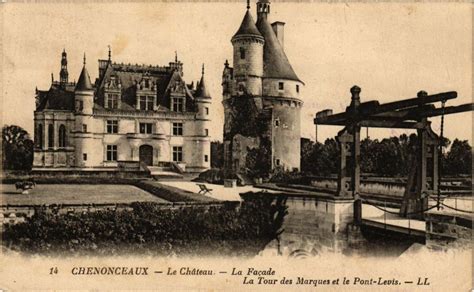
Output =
[
  {"x1": 256, "y1": 16, "x2": 302, "y2": 82},
  {"x1": 232, "y1": 10, "x2": 263, "y2": 40},
  {"x1": 196, "y1": 64, "x2": 211, "y2": 99},
  {"x1": 76, "y1": 54, "x2": 93, "y2": 91}
]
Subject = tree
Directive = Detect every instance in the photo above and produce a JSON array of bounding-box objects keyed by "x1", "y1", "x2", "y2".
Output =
[
  {"x1": 360, "y1": 138, "x2": 377, "y2": 174},
  {"x1": 373, "y1": 137, "x2": 405, "y2": 176},
  {"x1": 300, "y1": 133, "x2": 471, "y2": 178},
  {"x1": 300, "y1": 138, "x2": 315, "y2": 173},
  {"x1": 443, "y1": 139, "x2": 472, "y2": 175},
  {"x1": 300, "y1": 138, "x2": 338, "y2": 176},
  {"x1": 2, "y1": 125, "x2": 34, "y2": 170},
  {"x1": 227, "y1": 96, "x2": 261, "y2": 139},
  {"x1": 210, "y1": 141, "x2": 224, "y2": 168},
  {"x1": 245, "y1": 138, "x2": 272, "y2": 178}
]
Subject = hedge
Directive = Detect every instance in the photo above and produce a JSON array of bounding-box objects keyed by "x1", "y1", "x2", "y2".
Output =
[{"x1": 2, "y1": 193, "x2": 288, "y2": 257}]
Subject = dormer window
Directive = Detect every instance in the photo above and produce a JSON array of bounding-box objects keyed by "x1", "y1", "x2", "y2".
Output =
[
  {"x1": 139, "y1": 96, "x2": 154, "y2": 111},
  {"x1": 172, "y1": 97, "x2": 184, "y2": 112},
  {"x1": 107, "y1": 93, "x2": 119, "y2": 109}
]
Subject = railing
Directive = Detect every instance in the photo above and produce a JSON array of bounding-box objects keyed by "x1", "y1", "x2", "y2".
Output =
[{"x1": 126, "y1": 133, "x2": 166, "y2": 140}]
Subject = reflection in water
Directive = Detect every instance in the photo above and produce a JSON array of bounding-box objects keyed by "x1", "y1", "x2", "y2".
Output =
[{"x1": 260, "y1": 195, "x2": 419, "y2": 258}]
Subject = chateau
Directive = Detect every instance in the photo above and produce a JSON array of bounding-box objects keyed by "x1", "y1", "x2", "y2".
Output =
[
  {"x1": 33, "y1": 49, "x2": 211, "y2": 173},
  {"x1": 222, "y1": 0, "x2": 304, "y2": 172}
]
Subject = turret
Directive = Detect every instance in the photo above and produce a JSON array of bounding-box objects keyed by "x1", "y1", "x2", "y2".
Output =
[
  {"x1": 194, "y1": 64, "x2": 211, "y2": 169},
  {"x1": 75, "y1": 53, "x2": 94, "y2": 115},
  {"x1": 231, "y1": 5, "x2": 264, "y2": 96},
  {"x1": 196, "y1": 64, "x2": 211, "y2": 99},
  {"x1": 59, "y1": 49, "x2": 68, "y2": 87},
  {"x1": 255, "y1": 0, "x2": 303, "y2": 99},
  {"x1": 74, "y1": 53, "x2": 95, "y2": 167},
  {"x1": 257, "y1": 0, "x2": 270, "y2": 21},
  {"x1": 195, "y1": 64, "x2": 212, "y2": 123}
]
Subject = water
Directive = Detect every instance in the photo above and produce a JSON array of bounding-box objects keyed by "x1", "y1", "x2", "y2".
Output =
[{"x1": 260, "y1": 195, "x2": 422, "y2": 258}]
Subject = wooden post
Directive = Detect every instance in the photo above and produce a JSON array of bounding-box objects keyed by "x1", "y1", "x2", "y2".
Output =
[
  {"x1": 337, "y1": 128, "x2": 353, "y2": 197},
  {"x1": 353, "y1": 195, "x2": 362, "y2": 224},
  {"x1": 400, "y1": 91, "x2": 440, "y2": 219},
  {"x1": 336, "y1": 86, "x2": 361, "y2": 197}
]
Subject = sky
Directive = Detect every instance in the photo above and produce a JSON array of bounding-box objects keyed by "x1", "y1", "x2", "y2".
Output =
[{"x1": 1, "y1": 2, "x2": 472, "y2": 144}]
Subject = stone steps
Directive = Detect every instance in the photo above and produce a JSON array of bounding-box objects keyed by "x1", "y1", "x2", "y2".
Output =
[{"x1": 145, "y1": 166, "x2": 183, "y2": 180}]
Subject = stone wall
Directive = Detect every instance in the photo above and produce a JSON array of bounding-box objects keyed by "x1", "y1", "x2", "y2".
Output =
[
  {"x1": 262, "y1": 79, "x2": 302, "y2": 99},
  {"x1": 425, "y1": 212, "x2": 472, "y2": 251},
  {"x1": 267, "y1": 98, "x2": 302, "y2": 171},
  {"x1": 264, "y1": 196, "x2": 355, "y2": 257}
]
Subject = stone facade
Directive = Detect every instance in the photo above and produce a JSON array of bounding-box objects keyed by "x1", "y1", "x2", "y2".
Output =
[
  {"x1": 33, "y1": 50, "x2": 211, "y2": 173},
  {"x1": 260, "y1": 195, "x2": 356, "y2": 257},
  {"x1": 222, "y1": 0, "x2": 303, "y2": 173}
]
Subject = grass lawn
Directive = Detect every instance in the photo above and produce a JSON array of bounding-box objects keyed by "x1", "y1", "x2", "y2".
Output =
[{"x1": 1, "y1": 184, "x2": 169, "y2": 205}]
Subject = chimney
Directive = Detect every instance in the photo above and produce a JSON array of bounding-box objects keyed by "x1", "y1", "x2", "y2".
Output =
[{"x1": 271, "y1": 21, "x2": 285, "y2": 49}]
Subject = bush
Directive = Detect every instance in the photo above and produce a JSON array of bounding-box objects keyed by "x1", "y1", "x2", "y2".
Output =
[
  {"x1": 2, "y1": 194, "x2": 288, "y2": 257},
  {"x1": 269, "y1": 168, "x2": 305, "y2": 184},
  {"x1": 194, "y1": 168, "x2": 225, "y2": 184},
  {"x1": 193, "y1": 168, "x2": 241, "y2": 185}
]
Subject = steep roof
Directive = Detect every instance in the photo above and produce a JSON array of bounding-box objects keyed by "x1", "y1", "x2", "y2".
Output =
[
  {"x1": 195, "y1": 68, "x2": 211, "y2": 99},
  {"x1": 95, "y1": 62, "x2": 197, "y2": 112},
  {"x1": 36, "y1": 85, "x2": 75, "y2": 111},
  {"x1": 256, "y1": 16, "x2": 302, "y2": 82},
  {"x1": 233, "y1": 10, "x2": 262, "y2": 40},
  {"x1": 75, "y1": 65, "x2": 93, "y2": 91},
  {"x1": 37, "y1": 56, "x2": 201, "y2": 113}
]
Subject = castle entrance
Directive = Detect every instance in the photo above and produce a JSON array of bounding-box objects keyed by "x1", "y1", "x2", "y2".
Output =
[{"x1": 139, "y1": 145, "x2": 153, "y2": 166}]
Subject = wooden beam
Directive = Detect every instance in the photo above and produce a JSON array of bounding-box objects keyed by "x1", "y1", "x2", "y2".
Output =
[
  {"x1": 315, "y1": 100, "x2": 380, "y2": 124},
  {"x1": 372, "y1": 104, "x2": 436, "y2": 120},
  {"x1": 372, "y1": 91, "x2": 457, "y2": 114},
  {"x1": 317, "y1": 119, "x2": 425, "y2": 129},
  {"x1": 418, "y1": 103, "x2": 474, "y2": 118},
  {"x1": 315, "y1": 91, "x2": 457, "y2": 125}
]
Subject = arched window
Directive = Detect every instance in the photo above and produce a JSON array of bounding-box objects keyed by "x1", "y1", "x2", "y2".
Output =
[
  {"x1": 58, "y1": 124, "x2": 67, "y2": 148},
  {"x1": 37, "y1": 124, "x2": 43, "y2": 149},
  {"x1": 48, "y1": 124, "x2": 54, "y2": 148}
]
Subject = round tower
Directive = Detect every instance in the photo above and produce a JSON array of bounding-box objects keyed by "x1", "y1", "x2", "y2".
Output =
[
  {"x1": 74, "y1": 54, "x2": 95, "y2": 167},
  {"x1": 231, "y1": 7, "x2": 264, "y2": 96},
  {"x1": 194, "y1": 64, "x2": 212, "y2": 170},
  {"x1": 254, "y1": 0, "x2": 304, "y2": 171}
]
